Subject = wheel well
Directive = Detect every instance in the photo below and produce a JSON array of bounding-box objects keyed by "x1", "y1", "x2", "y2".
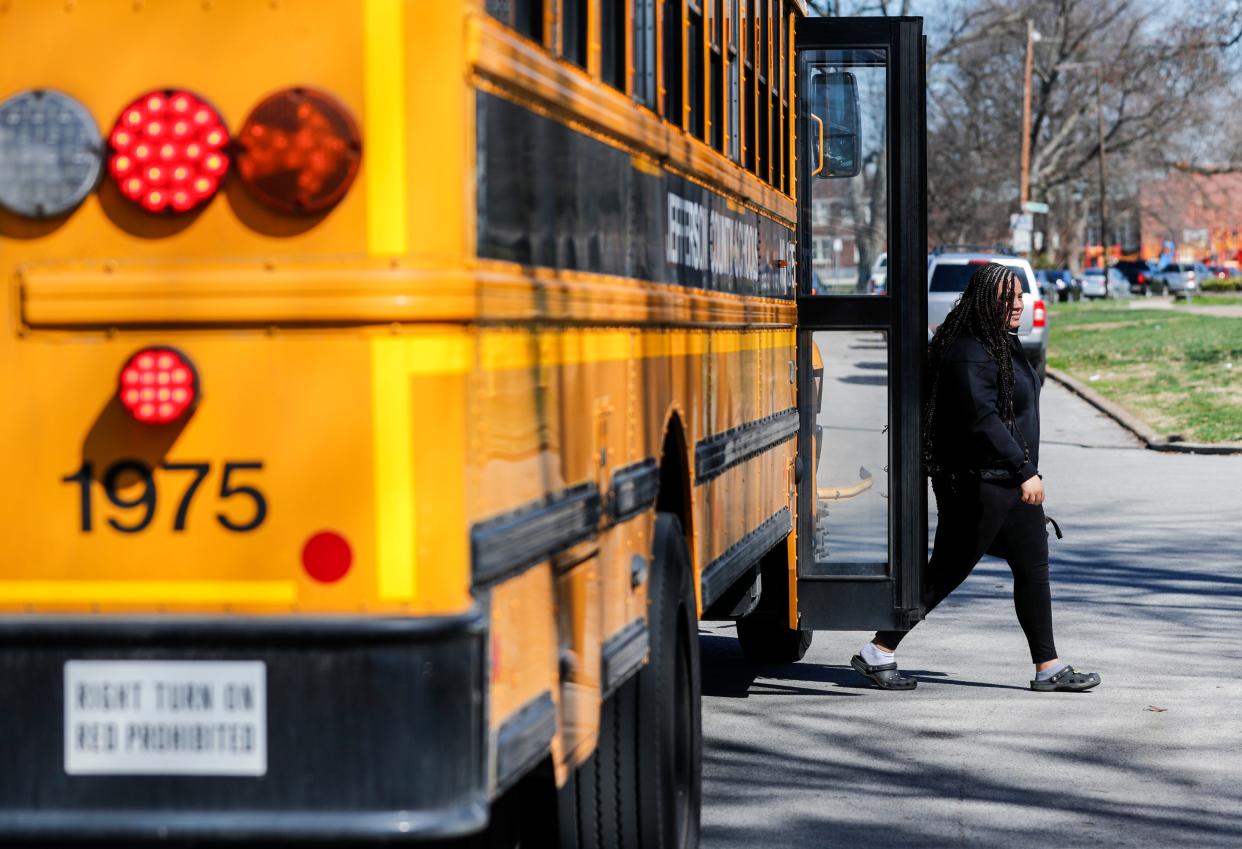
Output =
[{"x1": 655, "y1": 413, "x2": 692, "y2": 549}]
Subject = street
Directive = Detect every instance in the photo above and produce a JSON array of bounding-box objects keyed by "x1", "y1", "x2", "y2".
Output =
[{"x1": 700, "y1": 379, "x2": 1242, "y2": 848}]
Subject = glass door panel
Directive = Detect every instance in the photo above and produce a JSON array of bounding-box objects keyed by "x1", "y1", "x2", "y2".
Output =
[
  {"x1": 806, "y1": 330, "x2": 889, "y2": 577},
  {"x1": 803, "y1": 49, "x2": 888, "y2": 297}
]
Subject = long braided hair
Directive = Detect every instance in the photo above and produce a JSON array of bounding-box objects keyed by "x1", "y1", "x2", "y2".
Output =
[{"x1": 923, "y1": 262, "x2": 1020, "y2": 473}]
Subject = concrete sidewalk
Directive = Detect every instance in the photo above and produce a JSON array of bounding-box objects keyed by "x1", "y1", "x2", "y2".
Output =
[{"x1": 700, "y1": 380, "x2": 1242, "y2": 848}]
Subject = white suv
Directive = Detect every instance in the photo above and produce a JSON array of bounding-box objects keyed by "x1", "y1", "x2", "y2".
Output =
[
  {"x1": 926, "y1": 248, "x2": 1049, "y2": 383},
  {"x1": 867, "y1": 252, "x2": 887, "y2": 295}
]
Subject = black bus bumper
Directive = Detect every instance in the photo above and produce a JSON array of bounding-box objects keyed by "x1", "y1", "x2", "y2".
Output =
[{"x1": 0, "y1": 612, "x2": 488, "y2": 843}]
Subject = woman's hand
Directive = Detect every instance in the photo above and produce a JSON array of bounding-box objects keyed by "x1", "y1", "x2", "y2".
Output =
[{"x1": 1020, "y1": 474, "x2": 1045, "y2": 505}]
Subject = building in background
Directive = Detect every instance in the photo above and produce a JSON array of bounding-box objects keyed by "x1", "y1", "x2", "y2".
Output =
[
  {"x1": 810, "y1": 194, "x2": 860, "y2": 292},
  {"x1": 1140, "y1": 171, "x2": 1242, "y2": 267}
]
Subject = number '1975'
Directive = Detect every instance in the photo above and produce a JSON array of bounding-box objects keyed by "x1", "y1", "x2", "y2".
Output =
[{"x1": 61, "y1": 460, "x2": 267, "y2": 534}]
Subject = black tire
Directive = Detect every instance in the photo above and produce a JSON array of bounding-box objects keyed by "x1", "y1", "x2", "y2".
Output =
[
  {"x1": 736, "y1": 612, "x2": 812, "y2": 664},
  {"x1": 636, "y1": 513, "x2": 701, "y2": 849},
  {"x1": 1036, "y1": 356, "x2": 1046, "y2": 385},
  {"x1": 595, "y1": 669, "x2": 640, "y2": 849},
  {"x1": 557, "y1": 513, "x2": 699, "y2": 849}
]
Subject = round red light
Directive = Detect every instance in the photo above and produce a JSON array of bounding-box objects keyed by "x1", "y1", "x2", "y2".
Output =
[
  {"x1": 301, "y1": 531, "x2": 353, "y2": 583},
  {"x1": 117, "y1": 346, "x2": 199, "y2": 425},
  {"x1": 108, "y1": 89, "x2": 229, "y2": 214},
  {"x1": 236, "y1": 87, "x2": 361, "y2": 214}
]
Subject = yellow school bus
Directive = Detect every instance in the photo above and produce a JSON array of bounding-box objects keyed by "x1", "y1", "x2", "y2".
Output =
[{"x1": 0, "y1": 1, "x2": 928, "y2": 846}]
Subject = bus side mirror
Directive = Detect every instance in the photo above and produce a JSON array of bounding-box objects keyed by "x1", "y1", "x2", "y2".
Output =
[{"x1": 808, "y1": 69, "x2": 861, "y2": 179}]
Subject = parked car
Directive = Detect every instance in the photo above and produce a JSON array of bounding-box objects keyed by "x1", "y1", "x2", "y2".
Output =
[
  {"x1": 1034, "y1": 270, "x2": 1056, "y2": 301},
  {"x1": 1155, "y1": 261, "x2": 1210, "y2": 296},
  {"x1": 1035, "y1": 269, "x2": 1081, "y2": 302},
  {"x1": 1081, "y1": 267, "x2": 1130, "y2": 299},
  {"x1": 1113, "y1": 259, "x2": 1160, "y2": 296},
  {"x1": 927, "y1": 248, "x2": 1048, "y2": 383},
  {"x1": 867, "y1": 252, "x2": 887, "y2": 295}
]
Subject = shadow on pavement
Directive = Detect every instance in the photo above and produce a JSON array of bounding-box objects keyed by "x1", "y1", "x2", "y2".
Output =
[
  {"x1": 702, "y1": 714, "x2": 1242, "y2": 848},
  {"x1": 700, "y1": 487, "x2": 1242, "y2": 846}
]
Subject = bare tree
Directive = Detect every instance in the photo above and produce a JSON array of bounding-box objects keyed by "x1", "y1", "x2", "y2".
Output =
[
  {"x1": 925, "y1": 0, "x2": 1236, "y2": 266},
  {"x1": 807, "y1": 0, "x2": 1239, "y2": 267}
]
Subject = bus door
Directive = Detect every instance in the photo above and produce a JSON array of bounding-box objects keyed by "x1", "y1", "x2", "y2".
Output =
[{"x1": 794, "y1": 17, "x2": 928, "y2": 631}]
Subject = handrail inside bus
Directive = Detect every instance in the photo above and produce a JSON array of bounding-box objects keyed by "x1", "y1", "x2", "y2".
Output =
[{"x1": 809, "y1": 113, "x2": 825, "y2": 178}]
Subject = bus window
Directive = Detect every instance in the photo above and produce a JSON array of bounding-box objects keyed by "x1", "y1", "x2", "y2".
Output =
[
  {"x1": 803, "y1": 48, "x2": 886, "y2": 296},
  {"x1": 563, "y1": 0, "x2": 588, "y2": 68},
  {"x1": 661, "y1": 0, "x2": 684, "y2": 126},
  {"x1": 758, "y1": 0, "x2": 769, "y2": 182},
  {"x1": 487, "y1": 0, "x2": 543, "y2": 42},
  {"x1": 634, "y1": 0, "x2": 658, "y2": 107},
  {"x1": 742, "y1": 6, "x2": 755, "y2": 172},
  {"x1": 728, "y1": 0, "x2": 741, "y2": 161},
  {"x1": 755, "y1": 0, "x2": 765, "y2": 182},
  {"x1": 780, "y1": 2, "x2": 792, "y2": 193},
  {"x1": 689, "y1": 1, "x2": 706, "y2": 139},
  {"x1": 773, "y1": 2, "x2": 783, "y2": 189},
  {"x1": 601, "y1": 0, "x2": 626, "y2": 90},
  {"x1": 709, "y1": 0, "x2": 724, "y2": 150}
]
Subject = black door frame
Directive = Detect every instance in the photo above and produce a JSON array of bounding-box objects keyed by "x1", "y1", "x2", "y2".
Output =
[{"x1": 794, "y1": 16, "x2": 928, "y2": 631}]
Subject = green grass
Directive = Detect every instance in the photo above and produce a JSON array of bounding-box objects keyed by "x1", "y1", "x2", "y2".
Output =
[
  {"x1": 1176, "y1": 294, "x2": 1242, "y2": 307},
  {"x1": 1046, "y1": 301, "x2": 1242, "y2": 443}
]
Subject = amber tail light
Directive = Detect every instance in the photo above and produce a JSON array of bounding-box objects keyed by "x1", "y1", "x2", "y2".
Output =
[{"x1": 235, "y1": 87, "x2": 361, "y2": 215}]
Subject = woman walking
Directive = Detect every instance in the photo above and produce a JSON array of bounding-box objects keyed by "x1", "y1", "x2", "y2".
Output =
[{"x1": 851, "y1": 262, "x2": 1100, "y2": 692}]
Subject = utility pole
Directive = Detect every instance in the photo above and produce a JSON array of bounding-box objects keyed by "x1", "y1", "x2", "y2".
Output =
[{"x1": 1020, "y1": 20, "x2": 1037, "y2": 206}]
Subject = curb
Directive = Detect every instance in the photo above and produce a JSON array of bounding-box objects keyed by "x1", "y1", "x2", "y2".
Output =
[{"x1": 1046, "y1": 367, "x2": 1242, "y2": 455}]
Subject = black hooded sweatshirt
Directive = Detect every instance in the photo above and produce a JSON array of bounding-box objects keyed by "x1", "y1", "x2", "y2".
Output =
[{"x1": 930, "y1": 331, "x2": 1040, "y2": 484}]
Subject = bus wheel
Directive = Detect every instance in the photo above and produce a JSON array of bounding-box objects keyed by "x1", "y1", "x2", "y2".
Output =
[
  {"x1": 735, "y1": 544, "x2": 813, "y2": 665},
  {"x1": 563, "y1": 670, "x2": 640, "y2": 849},
  {"x1": 636, "y1": 513, "x2": 702, "y2": 849},
  {"x1": 736, "y1": 611, "x2": 813, "y2": 664},
  {"x1": 558, "y1": 513, "x2": 699, "y2": 849}
]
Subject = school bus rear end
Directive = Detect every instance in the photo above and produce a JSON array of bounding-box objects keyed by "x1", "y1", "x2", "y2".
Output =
[
  {"x1": 0, "y1": 0, "x2": 820, "y2": 843},
  {"x1": 0, "y1": 1, "x2": 489, "y2": 840}
]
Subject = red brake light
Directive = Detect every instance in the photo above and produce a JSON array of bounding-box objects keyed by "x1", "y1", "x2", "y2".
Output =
[
  {"x1": 108, "y1": 90, "x2": 229, "y2": 214},
  {"x1": 1137, "y1": 273, "x2": 1146, "y2": 284},
  {"x1": 235, "y1": 87, "x2": 362, "y2": 214},
  {"x1": 118, "y1": 347, "x2": 199, "y2": 425},
  {"x1": 1032, "y1": 299, "x2": 1047, "y2": 328}
]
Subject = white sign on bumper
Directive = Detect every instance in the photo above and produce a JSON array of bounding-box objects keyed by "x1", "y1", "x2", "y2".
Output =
[{"x1": 64, "y1": 660, "x2": 267, "y2": 776}]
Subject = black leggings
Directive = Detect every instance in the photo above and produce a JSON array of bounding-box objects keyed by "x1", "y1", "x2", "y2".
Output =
[{"x1": 875, "y1": 477, "x2": 1058, "y2": 664}]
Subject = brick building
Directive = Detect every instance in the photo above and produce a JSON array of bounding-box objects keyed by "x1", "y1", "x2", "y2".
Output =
[{"x1": 1139, "y1": 171, "x2": 1242, "y2": 267}]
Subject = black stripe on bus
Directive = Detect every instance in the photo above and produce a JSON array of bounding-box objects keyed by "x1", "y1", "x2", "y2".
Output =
[
  {"x1": 699, "y1": 506, "x2": 793, "y2": 610},
  {"x1": 601, "y1": 618, "x2": 649, "y2": 698},
  {"x1": 606, "y1": 457, "x2": 660, "y2": 525},
  {"x1": 495, "y1": 691, "x2": 556, "y2": 794},
  {"x1": 476, "y1": 91, "x2": 795, "y2": 300},
  {"x1": 694, "y1": 407, "x2": 799, "y2": 484},
  {"x1": 471, "y1": 482, "x2": 601, "y2": 586}
]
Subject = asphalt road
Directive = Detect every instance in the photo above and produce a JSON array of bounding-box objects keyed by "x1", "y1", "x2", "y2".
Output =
[{"x1": 700, "y1": 379, "x2": 1242, "y2": 848}]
